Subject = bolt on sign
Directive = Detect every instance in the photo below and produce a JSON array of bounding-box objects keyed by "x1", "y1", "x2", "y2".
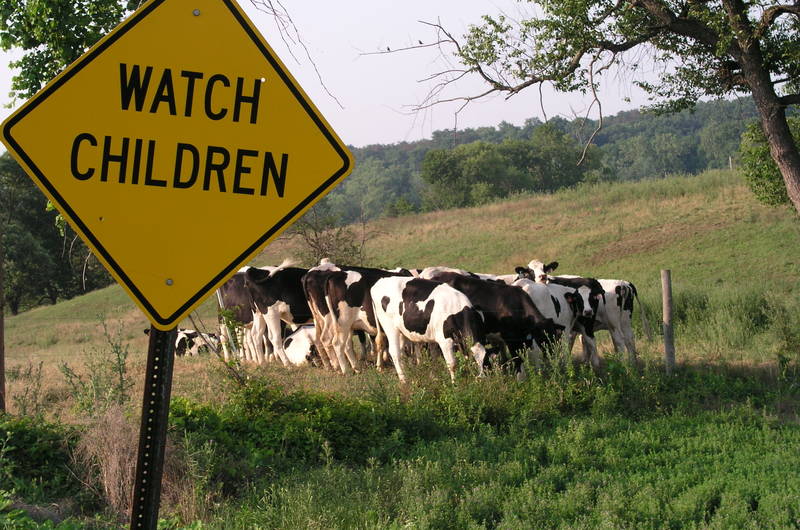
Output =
[{"x1": 1, "y1": 0, "x2": 354, "y2": 329}]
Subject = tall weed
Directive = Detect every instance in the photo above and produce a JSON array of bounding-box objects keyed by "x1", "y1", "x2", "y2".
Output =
[{"x1": 58, "y1": 321, "x2": 134, "y2": 417}]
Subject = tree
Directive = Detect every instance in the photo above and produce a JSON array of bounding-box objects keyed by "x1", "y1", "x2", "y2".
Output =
[
  {"x1": 740, "y1": 117, "x2": 800, "y2": 205},
  {"x1": 424, "y1": 0, "x2": 800, "y2": 215}
]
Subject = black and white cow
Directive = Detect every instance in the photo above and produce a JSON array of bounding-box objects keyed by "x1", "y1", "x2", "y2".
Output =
[
  {"x1": 518, "y1": 260, "x2": 650, "y2": 363},
  {"x1": 512, "y1": 278, "x2": 604, "y2": 370},
  {"x1": 371, "y1": 277, "x2": 489, "y2": 382},
  {"x1": 143, "y1": 328, "x2": 221, "y2": 357},
  {"x1": 282, "y1": 325, "x2": 317, "y2": 366},
  {"x1": 217, "y1": 269, "x2": 261, "y2": 363},
  {"x1": 425, "y1": 271, "x2": 563, "y2": 373},
  {"x1": 175, "y1": 329, "x2": 221, "y2": 357},
  {"x1": 243, "y1": 261, "x2": 312, "y2": 366},
  {"x1": 321, "y1": 262, "x2": 411, "y2": 375},
  {"x1": 301, "y1": 260, "x2": 346, "y2": 372}
]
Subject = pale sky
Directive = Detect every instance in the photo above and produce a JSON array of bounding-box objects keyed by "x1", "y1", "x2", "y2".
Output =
[{"x1": 0, "y1": 0, "x2": 649, "y2": 149}]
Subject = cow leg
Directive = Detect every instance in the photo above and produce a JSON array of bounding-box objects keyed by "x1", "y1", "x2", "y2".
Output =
[
  {"x1": 385, "y1": 330, "x2": 407, "y2": 383},
  {"x1": 241, "y1": 326, "x2": 256, "y2": 363},
  {"x1": 373, "y1": 328, "x2": 386, "y2": 372},
  {"x1": 246, "y1": 324, "x2": 261, "y2": 363},
  {"x1": 621, "y1": 319, "x2": 638, "y2": 364},
  {"x1": 470, "y1": 342, "x2": 488, "y2": 377},
  {"x1": 219, "y1": 325, "x2": 232, "y2": 362},
  {"x1": 437, "y1": 339, "x2": 458, "y2": 382},
  {"x1": 265, "y1": 312, "x2": 291, "y2": 367},
  {"x1": 331, "y1": 326, "x2": 354, "y2": 375},
  {"x1": 250, "y1": 314, "x2": 268, "y2": 365},
  {"x1": 235, "y1": 327, "x2": 248, "y2": 362},
  {"x1": 319, "y1": 315, "x2": 341, "y2": 372},
  {"x1": 609, "y1": 327, "x2": 627, "y2": 354},
  {"x1": 309, "y1": 307, "x2": 336, "y2": 371},
  {"x1": 581, "y1": 333, "x2": 602, "y2": 372}
]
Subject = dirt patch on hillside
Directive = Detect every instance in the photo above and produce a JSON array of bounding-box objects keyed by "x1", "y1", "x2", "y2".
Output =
[{"x1": 587, "y1": 221, "x2": 728, "y2": 265}]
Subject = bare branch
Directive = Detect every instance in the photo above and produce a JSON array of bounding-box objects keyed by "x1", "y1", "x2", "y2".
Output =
[
  {"x1": 248, "y1": 0, "x2": 343, "y2": 108},
  {"x1": 577, "y1": 54, "x2": 615, "y2": 165},
  {"x1": 538, "y1": 82, "x2": 548, "y2": 123}
]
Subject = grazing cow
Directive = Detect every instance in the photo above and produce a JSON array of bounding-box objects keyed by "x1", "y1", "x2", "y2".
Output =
[
  {"x1": 143, "y1": 328, "x2": 221, "y2": 357},
  {"x1": 282, "y1": 325, "x2": 317, "y2": 366},
  {"x1": 175, "y1": 329, "x2": 221, "y2": 357},
  {"x1": 371, "y1": 277, "x2": 489, "y2": 382},
  {"x1": 217, "y1": 269, "x2": 262, "y2": 363},
  {"x1": 425, "y1": 271, "x2": 563, "y2": 373},
  {"x1": 243, "y1": 261, "x2": 312, "y2": 366},
  {"x1": 517, "y1": 261, "x2": 650, "y2": 362}
]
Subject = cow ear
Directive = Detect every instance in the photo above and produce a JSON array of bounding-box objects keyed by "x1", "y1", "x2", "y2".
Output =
[
  {"x1": 514, "y1": 266, "x2": 528, "y2": 278},
  {"x1": 564, "y1": 293, "x2": 574, "y2": 303},
  {"x1": 545, "y1": 261, "x2": 559, "y2": 273}
]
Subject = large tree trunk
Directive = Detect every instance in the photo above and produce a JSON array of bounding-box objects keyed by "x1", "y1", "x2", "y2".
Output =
[
  {"x1": 756, "y1": 102, "x2": 800, "y2": 214},
  {"x1": 727, "y1": 2, "x2": 800, "y2": 215}
]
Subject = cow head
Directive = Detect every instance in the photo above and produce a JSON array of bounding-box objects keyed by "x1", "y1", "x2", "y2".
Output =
[
  {"x1": 526, "y1": 260, "x2": 559, "y2": 283},
  {"x1": 564, "y1": 285, "x2": 603, "y2": 319}
]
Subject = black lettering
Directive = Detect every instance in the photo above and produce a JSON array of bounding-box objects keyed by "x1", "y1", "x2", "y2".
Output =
[
  {"x1": 149, "y1": 68, "x2": 177, "y2": 115},
  {"x1": 204, "y1": 74, "x2": 230, "y2": 120},
  {"x1": 130, "y1": 138, "x2": 143, "y2": 184},
  {"x1": 233, "y1": 149, "x2": 257, "y2": 195},
  {"x1": 143, "y1": 141, "x2": 161, "y2": 186},
  {"x1": 120, "y1": 64, "x2": 152, "y2": 111},
  {"x1": 180, "y1": 70, "x2": 203, "y2": 117},
  {"x1": 70, "y1": 133, "x2": 96, "y2": 180},
  {"x1": 174, "y1": 143, "x2": 199, "y2": 188},
  {"x1": 101, "y1": 136, "x2": 129, "y2": 182},
  {"x1": 203, "y1": 146, "x2": 229, "y2": 192},
  {"x1": 261, "y1": 152, "x2": 288, "y2": 197},
  {"x1": 233, "y1": 77, "x2": 261, "y2": 124}
]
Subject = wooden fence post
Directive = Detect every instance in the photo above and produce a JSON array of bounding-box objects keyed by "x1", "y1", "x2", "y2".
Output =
[{"x1": 661, "y1": 269, "x2": 675, "y2": 375}]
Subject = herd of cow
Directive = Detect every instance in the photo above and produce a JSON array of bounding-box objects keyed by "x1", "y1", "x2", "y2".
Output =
[{"x1": 173, "y1": 259, "x2": 650, "y2": 382}]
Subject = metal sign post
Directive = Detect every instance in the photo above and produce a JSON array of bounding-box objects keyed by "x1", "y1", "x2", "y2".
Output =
[{"x1": 130, "y1": 326, "x2": 177, "y2": 530}]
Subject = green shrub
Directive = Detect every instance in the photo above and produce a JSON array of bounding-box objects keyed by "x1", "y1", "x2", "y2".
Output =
[{"x1": 0, "y1": 415, "x2": 79, "y2": 502}]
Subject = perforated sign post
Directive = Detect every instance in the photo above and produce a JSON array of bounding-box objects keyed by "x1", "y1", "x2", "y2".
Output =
[{"x1": 1, "y1": 0, "x2": 353, "y2": 526}]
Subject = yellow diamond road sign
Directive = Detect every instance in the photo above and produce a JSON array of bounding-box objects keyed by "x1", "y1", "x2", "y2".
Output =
[{"x1": 1, "y1": 0, "x2": 354, "y2": 329}]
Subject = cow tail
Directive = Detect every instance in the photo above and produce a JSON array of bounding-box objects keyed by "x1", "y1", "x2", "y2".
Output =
[{"x1": 631, "y1": 282, "x2": 653, "y2": 341}]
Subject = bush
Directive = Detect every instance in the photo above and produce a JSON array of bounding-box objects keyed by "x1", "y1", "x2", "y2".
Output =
[{"x1": 0, "y1": 415, "x2": 78, "y2": 502}]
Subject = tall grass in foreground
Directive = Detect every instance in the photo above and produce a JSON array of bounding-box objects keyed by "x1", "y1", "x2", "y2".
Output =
[{"x1": 159, "y1": 355, "x2": 800, "y2": 529}]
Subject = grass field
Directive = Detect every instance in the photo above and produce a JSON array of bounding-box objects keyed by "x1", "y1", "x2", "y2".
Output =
[{"x1": 3, "y1": 169, "x2": 800, "y2": 528}]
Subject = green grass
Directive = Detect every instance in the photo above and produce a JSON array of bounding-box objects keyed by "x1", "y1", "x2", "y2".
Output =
[{"x1": 210, "y1": 409, "x2": 800, "y2": 529}]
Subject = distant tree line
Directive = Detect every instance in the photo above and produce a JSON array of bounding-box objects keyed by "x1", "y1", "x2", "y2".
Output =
[
  {"x1": 0, "y1": 154, "x2": 111, "y2": 314},
  {"x1": 324, "y1": 97, "x2": 760, "y2": 223}
]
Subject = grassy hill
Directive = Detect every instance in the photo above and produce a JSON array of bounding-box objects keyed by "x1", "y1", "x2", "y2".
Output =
[{"x1": 6, "y1": 169, "x2": 800, "y2": 370}]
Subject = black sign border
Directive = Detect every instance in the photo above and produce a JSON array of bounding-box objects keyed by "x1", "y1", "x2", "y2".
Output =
[{"x1": 1, "y1": 0, "x2": 352, "y2": 327}]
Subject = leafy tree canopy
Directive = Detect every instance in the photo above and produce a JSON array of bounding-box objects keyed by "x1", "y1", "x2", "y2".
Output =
[{"x1": 0, "y1": 0, "x2": 139, "y2": 100}]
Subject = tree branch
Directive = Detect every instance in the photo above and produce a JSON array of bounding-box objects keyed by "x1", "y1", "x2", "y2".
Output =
[
  {"x1": 755, "y1": 5, "x2": 800, "y2": 40},
  {"x1": 779, "y1": 94, "x2": 800, "y2": 106}
]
